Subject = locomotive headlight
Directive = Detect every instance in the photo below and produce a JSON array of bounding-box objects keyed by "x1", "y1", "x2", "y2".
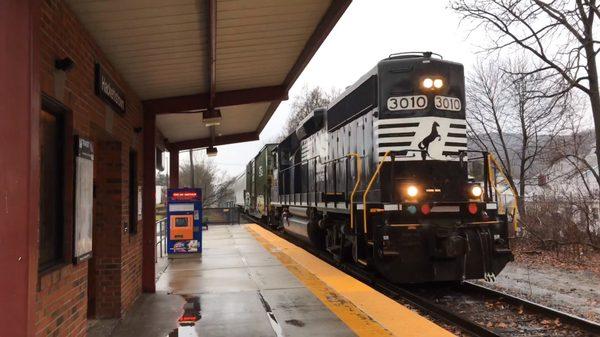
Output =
[
  {"x1": 433, "y1": 78, "x2": 444, "y2": 89},
  {"x1": 422, "y1": 78, "x2": 434, "y2": 89},
  {"x1": 407, "y1": 185, "x2": 419, "y2": 198},
  {"x1": 469, "y1": 184, "x2": 483, "y2": 198}
]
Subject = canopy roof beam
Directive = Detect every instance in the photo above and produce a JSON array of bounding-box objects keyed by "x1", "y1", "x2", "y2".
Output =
[
  {"x1": 168, "y1": 131, "x2": 259, "y2": 151},
  {"x1": 257, "y1": 0, "x2": 352, "y2": 132},
  {"x1": 143, "y1": 85, "x2": 288, "y2": 115}
]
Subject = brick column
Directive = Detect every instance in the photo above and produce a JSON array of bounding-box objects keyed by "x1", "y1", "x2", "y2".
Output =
[
  {"x1": 0, "y1": 0, "x2": 40, "y2": 335},
  {"x1": 169, "y1": 148, "x2": 179, "y2": 188},
  {"x1": 142, "y1": 110, "x2": 156, "y2": 292}
]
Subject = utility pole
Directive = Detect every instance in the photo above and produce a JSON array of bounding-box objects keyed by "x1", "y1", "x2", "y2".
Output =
[{"x1": 189, "y1": 149, "x2": 195, "y2": 188}]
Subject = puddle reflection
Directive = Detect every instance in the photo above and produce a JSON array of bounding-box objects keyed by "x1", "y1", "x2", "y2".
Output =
[
  {"x1": 168, "y1": 325, "x2": 198, "y2": 337},
  {"x1": 167, "y1": 295, "x2": 201, "y2": 337}
]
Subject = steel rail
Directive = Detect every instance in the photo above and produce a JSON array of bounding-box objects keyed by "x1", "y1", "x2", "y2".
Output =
[
  {"x1": 461, "y1": 281, "x2": 600, "y2": 335},
  {"x1": 340, "y1": 264, "x2": 503, "y2": 337}
]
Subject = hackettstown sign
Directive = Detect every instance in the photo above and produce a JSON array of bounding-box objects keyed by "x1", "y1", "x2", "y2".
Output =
[{"x1": 94, "y1": 63, "x2": 126, "y2": 114}]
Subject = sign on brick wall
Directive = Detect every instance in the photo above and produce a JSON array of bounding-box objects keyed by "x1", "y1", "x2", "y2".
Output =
[
  {"x1": 74, "y1": 137, "x2": 94, "y2": 263},
  {"x1": 95, "y1": 63, "x2": 126, "y2": 115}
]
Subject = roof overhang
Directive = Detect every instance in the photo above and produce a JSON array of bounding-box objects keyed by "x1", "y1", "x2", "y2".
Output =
[{"x1": 66, "y1": 0, "x2": 351, "y2": 151}]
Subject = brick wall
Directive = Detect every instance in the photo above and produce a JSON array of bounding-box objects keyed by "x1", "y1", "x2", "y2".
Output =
[
  {"x1": 37, "y1": 0, "x2": 146, "y2": 335},
  {"x1": 35, "y1": 264, "x2": 88, "y2": 337},
  {"x1": 90, "y1": 141, "x2": 123, "y2": 319}
]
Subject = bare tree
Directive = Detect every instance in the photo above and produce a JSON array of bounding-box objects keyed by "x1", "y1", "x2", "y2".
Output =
[
  {"x1": 550, "y1": 114, "x2": 599, "y2": 197},
  {"x1": 278, "y1": 85, "x2": 338, "y2": 140},
  {"x1": 467, "y1": 57, "x2": 573, "y2": 212},
  {"x1": 524, "y1": 111, "x2": 599, "y2": 250},
  {"x1": 524, "y1": 191, "x2": 599, "y2": 252},
  {"x1": 452, "y1": 0, "x2": 600, "y2": 189},
  {"x1": 179, "y1": 154, "x2": 235, "y2": 207}
]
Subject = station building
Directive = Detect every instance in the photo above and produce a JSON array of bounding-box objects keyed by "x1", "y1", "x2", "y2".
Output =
[{"x1": 0, "y1": 1, "x2": 351, "y2": 336}]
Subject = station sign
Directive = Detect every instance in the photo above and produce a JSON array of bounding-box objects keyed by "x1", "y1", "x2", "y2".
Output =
[{"x1": 94, "y1": 63, "x2": 126, "y2": 115}]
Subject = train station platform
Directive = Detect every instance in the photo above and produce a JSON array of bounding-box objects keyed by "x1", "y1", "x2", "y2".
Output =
[{"x1": 103, "y1": 224, "x2": 453, "y2": 337}]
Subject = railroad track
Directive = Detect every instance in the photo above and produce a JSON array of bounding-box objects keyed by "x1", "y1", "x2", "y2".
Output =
[{"x1": 242, "y1": 215, "x2": 600, "y2": 336}]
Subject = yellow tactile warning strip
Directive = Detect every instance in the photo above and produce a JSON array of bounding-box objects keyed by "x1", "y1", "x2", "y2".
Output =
[
  {"x1": 246, "y1": 224, "x2": 455, "y2": 337},
  {"x1": 247, "y1": 225, "x2": 394, "y2": 337}
]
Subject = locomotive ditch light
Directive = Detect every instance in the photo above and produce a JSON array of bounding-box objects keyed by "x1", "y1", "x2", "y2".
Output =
[
  {"x1": 406, "y1": 185, "x2": 419, "y2": 198},
  {"x1": 468, "y1": 184, "x2": 483, "y2": 199}
]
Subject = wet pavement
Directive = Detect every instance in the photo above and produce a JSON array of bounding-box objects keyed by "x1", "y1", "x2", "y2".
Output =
[{"x1": 107, "y1": 225, "x2": 355, "y2": 337}]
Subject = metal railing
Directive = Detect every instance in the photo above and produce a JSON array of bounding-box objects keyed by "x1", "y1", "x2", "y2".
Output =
[
  {"x1": 203, "y1": 207, "x2": 240, "y2": 225},
  {"x1": 155, "y1": 217, "x2": 167, "y2": 261}
]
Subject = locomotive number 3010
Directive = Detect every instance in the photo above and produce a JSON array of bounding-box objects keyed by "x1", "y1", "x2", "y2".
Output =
[
  {"x1": 387, "y1": 95, "x2": 428, "y2": 111},
  {"x1": 434, "y1": 96, "x2": 461, "y2": 112}
]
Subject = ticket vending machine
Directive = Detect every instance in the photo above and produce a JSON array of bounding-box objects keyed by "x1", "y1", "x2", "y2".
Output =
[{"x1": 167, "y1": 188, "x2": 202, "y2": 255}]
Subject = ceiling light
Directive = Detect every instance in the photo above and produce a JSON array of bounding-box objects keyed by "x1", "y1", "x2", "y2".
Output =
[
  {"x1": 207, "y1": 147, "x2": 218, "y2": 157},
  {"x1": 203, "y1": 109, "x2": 222, "y2": 127}
]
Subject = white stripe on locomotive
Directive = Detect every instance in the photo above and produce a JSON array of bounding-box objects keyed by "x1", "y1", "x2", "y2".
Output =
[{"x1": 374, "y1": 116, "x2": 467, "y2": 161}]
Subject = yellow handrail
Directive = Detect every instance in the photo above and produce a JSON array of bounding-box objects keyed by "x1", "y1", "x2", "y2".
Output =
[
  {"x1": 362, "y1": 151, "x2": 391, "y2": 234},
  {"x1": 487, "y1": 154, "x2": 520, "y2": 232},
  {"x1": 348, "y1": 153, "x2": 362, "y2": 229}
]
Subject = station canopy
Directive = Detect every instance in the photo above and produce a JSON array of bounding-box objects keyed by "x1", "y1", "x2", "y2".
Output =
[{"x1": 66, "y1": 0, "x2": 351, "y2": 151}]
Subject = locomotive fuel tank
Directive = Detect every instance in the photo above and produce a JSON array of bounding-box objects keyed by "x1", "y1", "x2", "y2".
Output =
[{"x1": 281, "y1": 206, "x2": 325, "y2": 249}]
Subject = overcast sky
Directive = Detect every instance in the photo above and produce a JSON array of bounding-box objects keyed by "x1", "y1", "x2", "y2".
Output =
[{"x1": 171, "y1": 0, "x2": 485, "y2": 180}]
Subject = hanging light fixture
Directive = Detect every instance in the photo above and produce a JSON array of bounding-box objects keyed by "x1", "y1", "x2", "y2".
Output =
[
  {"x1": 206, "y1": 146, "x2": 218, "y2": 157},
  {"x1": 203, "y1": 108, "x2": 222, "y2": 127}
]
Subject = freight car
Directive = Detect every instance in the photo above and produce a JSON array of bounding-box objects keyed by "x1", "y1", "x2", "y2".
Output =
[
  {"x1": 244, "y1": 144, "x2": 277, "y2": 220},
  {"x1": 240, "y1": 52, "x2": 513, "y2": 283}
]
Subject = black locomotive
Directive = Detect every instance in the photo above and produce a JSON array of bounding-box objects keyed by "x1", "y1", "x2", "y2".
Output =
[{"x1": 240, "y1": 52, "x2": 513, "y2": 283}]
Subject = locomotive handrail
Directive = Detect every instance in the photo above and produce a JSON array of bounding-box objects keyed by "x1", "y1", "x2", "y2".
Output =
[
  {"x1": 363, "y1": 150, "x2": 391, "y2": 234},
  {"x1": 278, "y1": 155, "x2": 322, "y2": 173},
  {"x1": 487, "y1": 154, "x2": 520, "y2": 232},
  {"x1": 322, "y1": 153, "x2": 355, "y2": 165},
  {"x1": 347, "y1": 153, "x2": 362, "y2": 230},
  {"x1": 388, "y1": 51, "x2": 443, "y2": 60},
  {"x1": 380, "y1": 149, "x2": 426, "y2": 158}
]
